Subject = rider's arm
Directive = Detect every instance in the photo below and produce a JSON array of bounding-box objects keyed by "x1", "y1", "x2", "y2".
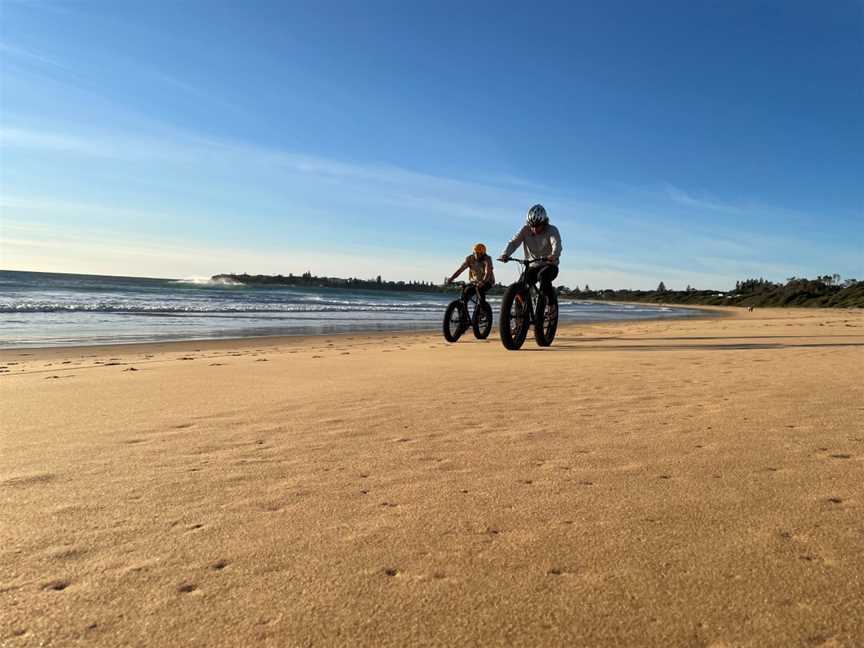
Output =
[
  {"x1": 549, "y1": 226, "x2": 562, "y2": 263},
  {"x1": 448, "y1": 260, "x2": 469, "y2": 283},
  {"x1": 500, "y1": 227, "x2": 526, "y2": 259},
  {"x1": 484, "y1": 256, "x2": 495, "y2": 285}
]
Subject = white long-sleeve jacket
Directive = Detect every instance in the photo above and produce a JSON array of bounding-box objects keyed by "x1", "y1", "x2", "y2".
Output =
[{"x1": 501, "y1": 224, "x2": 562, "y2": 266}]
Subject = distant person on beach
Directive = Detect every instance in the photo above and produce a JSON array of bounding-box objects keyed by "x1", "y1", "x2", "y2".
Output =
[
  {"x1": 498, "y1": 204, "x2": 563, "y2": 300},
  {"x1": 446, "y1": 243, "x2": 496, "y2": 303}
]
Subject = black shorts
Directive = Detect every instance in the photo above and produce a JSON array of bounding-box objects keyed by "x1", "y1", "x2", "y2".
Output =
[
  {"x1": 462, "y1": 282, "x2": 492, "y2": 301},
  {"x1": 525, "y1": 263, "x2": 558, "y2": 295}
]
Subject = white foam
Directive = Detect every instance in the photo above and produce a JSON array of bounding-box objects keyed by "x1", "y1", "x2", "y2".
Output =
[{"x1": 172, "y1": 276, "x2": 244, "y2": 286}]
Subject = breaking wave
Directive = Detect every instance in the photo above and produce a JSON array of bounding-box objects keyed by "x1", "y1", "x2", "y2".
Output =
[{"x1": 170, "y1": 276, "x2": 245, "y2": 286}]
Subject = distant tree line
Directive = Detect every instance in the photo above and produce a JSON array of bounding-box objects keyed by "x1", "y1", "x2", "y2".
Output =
[
  {"x1": 212, "y1": 272, "x2": 509, "y2": 295},
  {"x1": 555, "y1": 275, "x2": 863, "y2": 308},
  {"x1": 213, "y1": 272, "x2": 863, "y2": 307}
]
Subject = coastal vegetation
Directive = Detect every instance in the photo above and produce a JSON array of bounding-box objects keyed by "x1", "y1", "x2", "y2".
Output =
[
  {"x1": 558, "y1": 275, "x2": 863, "y2": 308},
  {"x1": 212, "y1": 272, "x2": 466, "y2": 293},
  {"x1": 212, "y1": 273, "x2": 863, "y2": 308}
]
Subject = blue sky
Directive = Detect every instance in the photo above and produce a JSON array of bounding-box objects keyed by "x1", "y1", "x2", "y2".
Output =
[{"x1": 1, "y1": 0, "x2": 861, "y2": 289}]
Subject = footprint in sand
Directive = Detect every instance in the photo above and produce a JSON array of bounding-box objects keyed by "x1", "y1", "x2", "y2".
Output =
[
  {"x1": 42, "y1": 579, "x2": 70, "y2": 591},
  {"x1": 2, "y1": 473, "x2": 55, "y2": 488}
]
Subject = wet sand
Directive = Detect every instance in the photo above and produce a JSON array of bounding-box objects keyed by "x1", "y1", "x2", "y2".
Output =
[{"x1": 2, "y1": 307, "x2": 862, "y2": 647}]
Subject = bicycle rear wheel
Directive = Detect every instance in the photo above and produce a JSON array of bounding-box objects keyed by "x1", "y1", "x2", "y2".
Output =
[
  {"x1": 443, "y1": 300, "x2": 468, "y2": 342},
  {"x1": 499, "y1": 284, "x2": 530, "y2": 350},
  {"x1": 534, "y1": 291, "x2": 559, "y2": 346},
  {"x1": 472, "y1": 300, "x2": 493, "y2": 339}
]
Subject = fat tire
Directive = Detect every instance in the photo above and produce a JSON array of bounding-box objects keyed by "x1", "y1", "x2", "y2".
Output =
[
  {"x1": 499, "y1": 284, "x2": 530, "y2": 350},
  {"x1": 472, "y1": 301, "x2": 493, "y2": 339},
  {"x1": 443, "y1": 300, "x2": 467, "y2": 342},
  {"x1": 534, "y1": 291, "x2": 559, "y2": 347}
]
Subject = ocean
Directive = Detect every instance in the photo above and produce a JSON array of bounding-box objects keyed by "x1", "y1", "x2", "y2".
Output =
[{"x1": 0, "y1": 270, "x2": 701, "y2": 348}]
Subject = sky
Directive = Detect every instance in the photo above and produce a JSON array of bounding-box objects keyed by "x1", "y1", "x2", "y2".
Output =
[{"x1": 0, "y1": 0, "x2": 862, "y2": 290}]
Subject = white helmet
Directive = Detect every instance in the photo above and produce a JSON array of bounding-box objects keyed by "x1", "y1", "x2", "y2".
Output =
[{"x1": 526, "y1": 204, "x2": 548, "y2": 227}]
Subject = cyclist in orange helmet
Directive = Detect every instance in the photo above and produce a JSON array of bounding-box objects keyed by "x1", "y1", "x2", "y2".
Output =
[{"x1": 446, "y1": 243, "x2": 495, "y2": 304}]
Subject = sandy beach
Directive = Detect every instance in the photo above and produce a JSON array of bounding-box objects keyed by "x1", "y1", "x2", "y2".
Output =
[{"x1": 1, "y1": 306, "x2": 862, "y2": 647}]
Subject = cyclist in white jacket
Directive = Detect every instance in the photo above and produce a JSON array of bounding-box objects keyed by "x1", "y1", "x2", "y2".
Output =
[{"x1": 498, "y1": 204, "x2": 562, "y2": 300}]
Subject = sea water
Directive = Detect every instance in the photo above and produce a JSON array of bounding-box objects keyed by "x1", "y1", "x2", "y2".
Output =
[{"x1": 0, "y1": 270, "x2": 701, "y2": 348}]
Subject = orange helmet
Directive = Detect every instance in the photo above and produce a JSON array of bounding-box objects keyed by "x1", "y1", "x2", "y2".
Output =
[{"x1": 473, "y1": 243, "x2": 487, "y2": 256}]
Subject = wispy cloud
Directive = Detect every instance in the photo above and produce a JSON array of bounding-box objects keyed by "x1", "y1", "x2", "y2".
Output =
[
  {"x1": 2, "y1": 121, "x2": 858, "y2": 286},
  {"x1": 663, "y1": 183, "x2": 746, "y2": 215},
  {"x1": 0, "y1": 41, "x2": 71, "y2": 71},
  {"x1": 0, "y1": 127, "x2": 127, "y2": 157},
  {"x1": 0, "y1": 124, "x2": 548, "y2": 225}
]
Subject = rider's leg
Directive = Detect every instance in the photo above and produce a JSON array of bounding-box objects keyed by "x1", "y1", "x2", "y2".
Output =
[
  {"x1": 538, "y1": 264, "x2": 559, "y2": 299},
  {"x1": 477, "y1": 281, "x2": 491, "y2": 303}
]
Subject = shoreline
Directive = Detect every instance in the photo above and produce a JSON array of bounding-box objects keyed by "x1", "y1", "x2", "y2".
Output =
[{"x1": 0, "y1": 302, "x2": 719, "y2": 357}]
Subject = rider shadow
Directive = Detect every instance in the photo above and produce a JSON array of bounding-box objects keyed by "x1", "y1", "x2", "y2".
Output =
[
  {"x1": 521, "y1": 339, "x2": 864, "y2": 352},
  {"x1": 557, "y1": 334, "x2": 864, "y2": 342}
]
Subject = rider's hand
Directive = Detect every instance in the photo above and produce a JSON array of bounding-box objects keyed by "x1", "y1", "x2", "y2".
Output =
[
  {"x1": 497, "y1": 255, "x2": 510, "y2": 263},
  {"x1": 547, "y1": 256, "x2": 558, "y2": 264}
]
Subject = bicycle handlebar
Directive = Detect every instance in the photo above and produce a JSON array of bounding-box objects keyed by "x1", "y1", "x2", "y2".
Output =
[{"x1": 498, "y1": 256, "x2": 550, "y2": 265}]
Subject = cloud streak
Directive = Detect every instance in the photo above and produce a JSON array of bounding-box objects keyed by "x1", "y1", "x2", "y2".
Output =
[
  {"x1": 2, "y1": 125, "x2": 858, "y2": 287},
  {"x1": 663, "y1": 183, "x2": 746, "y2": 215}
]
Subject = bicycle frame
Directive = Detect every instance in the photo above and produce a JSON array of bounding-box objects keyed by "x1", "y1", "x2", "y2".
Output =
[
  {"x1": 449, "y1": 281, "x2": 487, "y2": 316},
  {"x1": 501, "y1": 257, "x2": 549, "y2": 329}
]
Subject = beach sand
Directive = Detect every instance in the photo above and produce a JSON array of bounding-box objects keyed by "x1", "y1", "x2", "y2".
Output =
[{"x1": 2, "y1": 307, "x2": 862, "y2": 647}]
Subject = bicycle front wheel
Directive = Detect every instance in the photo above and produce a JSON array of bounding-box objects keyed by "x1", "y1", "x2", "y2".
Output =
[
  {"x1": 443, "y1": 300, "x2": 467, "y2": 342},
  {"x1": 534, "y1": 291, "x2": 559, "y2": 347},
  {"x1": 499, "y1": 284, "x2": 530, "y2": 350},
  {"x1": 472, "y1": 300, "x2": 493, "y2": 339}
]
